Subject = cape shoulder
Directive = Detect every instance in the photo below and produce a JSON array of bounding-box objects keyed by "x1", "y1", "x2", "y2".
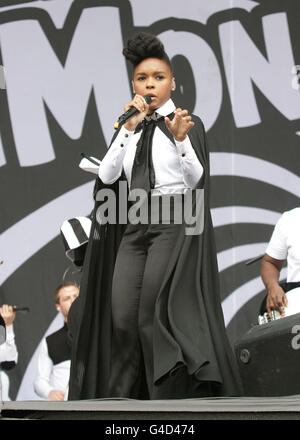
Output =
[{"x1": 189, "y1": 114, "x2": 209, "y2": 163}]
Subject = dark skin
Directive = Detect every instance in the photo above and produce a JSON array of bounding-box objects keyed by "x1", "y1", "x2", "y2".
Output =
[
  {"x1": 124, "y1": 57, "x2": 194, "y2": 141},
  {"x1": 261, "y1": 253, "x2": 287, "y2": 317}
]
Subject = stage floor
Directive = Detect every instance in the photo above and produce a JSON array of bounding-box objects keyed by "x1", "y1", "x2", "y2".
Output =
[{"x1": 2, "y1": 395, "x2": 300, "y2": 420}]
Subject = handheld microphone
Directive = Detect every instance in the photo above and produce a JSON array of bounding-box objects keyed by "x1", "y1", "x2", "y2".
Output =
[
  {"x1": 13, "y1": 306, "x2": 30, "y2": 313},
  {"x1": 114, "y1": 95, "x2": 152, "y2": 129}
]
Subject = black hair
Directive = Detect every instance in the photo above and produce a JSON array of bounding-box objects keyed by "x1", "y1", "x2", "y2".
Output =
[{"x1": 123, "y1": 32, "x2": 172, "y2": 70}]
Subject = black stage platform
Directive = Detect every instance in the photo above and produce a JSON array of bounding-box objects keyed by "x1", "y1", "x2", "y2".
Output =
[{"x1": 2, "y1": 395, "x2": 300, "y2": 420}]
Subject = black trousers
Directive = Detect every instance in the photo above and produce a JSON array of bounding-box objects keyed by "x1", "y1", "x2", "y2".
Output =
[{"x1": 108, "y1": 221, "x2": 182, "y2": 398}]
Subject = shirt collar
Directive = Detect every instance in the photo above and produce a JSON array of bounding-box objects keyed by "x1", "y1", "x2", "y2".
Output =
[{"x1": 155, "y1": 99, "x2": 176, "y2": 117}]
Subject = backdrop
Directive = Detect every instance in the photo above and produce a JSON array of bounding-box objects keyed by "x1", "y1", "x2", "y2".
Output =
[{"x1": 0, "y1": 0, "x2": 299, "y2": 400}]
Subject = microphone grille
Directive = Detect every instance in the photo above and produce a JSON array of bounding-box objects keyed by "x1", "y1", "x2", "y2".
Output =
[{"x1": 144, "y1": 95, "x2": 152, "y2": 105}]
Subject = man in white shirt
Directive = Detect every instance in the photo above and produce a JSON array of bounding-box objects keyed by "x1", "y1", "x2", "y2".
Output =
[
  {"x1": 34, "y1": 282, "x2": 79, "y2": 401},
  {"x1": 0, "y1": 304, "x2": 18, "y2": 401},
  {"x1": 261, "y1": 207, "x2": 300, "y2": 317}
]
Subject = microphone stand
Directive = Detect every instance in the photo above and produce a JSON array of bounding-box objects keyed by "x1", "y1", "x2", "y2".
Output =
[{"x1": 245, "y1": 254, "x2": 264, "y2": 266}]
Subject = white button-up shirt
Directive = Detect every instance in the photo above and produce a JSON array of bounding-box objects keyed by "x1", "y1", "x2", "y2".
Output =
[
  {"x1": 266, "y1": 207, "x2": 300, "y2": 282},
  {"x1": 99, "y1": 99, "x2": 203, "y2": 195},
  {"x1": 34, "y1": 338, "x2": 70, "y2": 401},
  {"x1": 0, "y1": 325, "x2": 18, "y2": 364},
  {"x1": 0, "y1": 325, "x2": 18, "y2": 401}
]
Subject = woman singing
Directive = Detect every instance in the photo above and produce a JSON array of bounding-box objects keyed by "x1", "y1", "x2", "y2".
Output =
[{"x1": 68, "y1": 32, "x2": 242, "y2": 400}]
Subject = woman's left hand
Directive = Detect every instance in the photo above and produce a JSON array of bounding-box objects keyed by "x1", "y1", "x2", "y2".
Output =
[{"x1": 165, "y1": 108, "x2": 194, "y2": 142}]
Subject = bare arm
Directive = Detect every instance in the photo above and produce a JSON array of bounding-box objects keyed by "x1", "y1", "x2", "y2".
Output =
[{"x1": 261, "y1": 254, "x2": 286, "y2": 316}]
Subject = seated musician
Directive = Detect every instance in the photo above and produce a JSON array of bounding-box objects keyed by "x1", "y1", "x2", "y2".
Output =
[{"x1": 261, "y1": 207, "x2": 300, "y2": 318}]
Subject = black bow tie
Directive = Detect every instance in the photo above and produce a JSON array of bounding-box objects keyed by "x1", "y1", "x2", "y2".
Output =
[
  {"x1": 130, "y1": 112, "x2": 175, "y2": 194},
  {"x1": 134, "y1": 112, "x2": 164, "y2": 134},
  {"x1": 145, "y1": 112, "x2": 163, "y2": 122},
  {"x1": 131, "y1": 118, "x2": 158, "y2": 193}
]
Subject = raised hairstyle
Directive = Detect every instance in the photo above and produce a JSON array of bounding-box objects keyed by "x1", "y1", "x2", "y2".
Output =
[
  {"x1": 54, "y1": 282, "x2": 79, "y2": 304},
  {"x1": 123, "y1": 32, "x2": 172, "y2": 70}
]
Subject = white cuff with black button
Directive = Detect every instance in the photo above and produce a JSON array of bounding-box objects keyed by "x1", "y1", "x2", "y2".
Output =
[
  {"x1": 118, "y1": 126, "x2": 134, "y2": 148},
  {"x1": 174, "y1": 136, "x2": 193, "y2": 159}
]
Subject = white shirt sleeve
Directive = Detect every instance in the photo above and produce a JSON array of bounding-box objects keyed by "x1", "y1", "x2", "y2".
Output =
[
  {"x1": 174, "y1": 136, "x2": 204, "y2": 189},
  {"x1": 265, "y1": 213, "x2": 288, "y2": 260},
  {"x1": 0, "y1": 325, "x2": 18, "y2": 363},
  {"x1": 33, "y1": 339, "x2": 54, "y2": 400},
  {"x1": 98, "y1": 126, "x2": 135, "y2": 184}
]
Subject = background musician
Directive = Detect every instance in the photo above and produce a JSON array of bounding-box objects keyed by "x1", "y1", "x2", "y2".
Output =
[{"x1": 261, "y1": 207, "x2": 300, "y2": 317}]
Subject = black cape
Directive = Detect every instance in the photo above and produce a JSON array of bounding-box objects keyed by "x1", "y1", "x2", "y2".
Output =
[{"x1": 68, "y1": 115, "x2": 243, "y2": 400}]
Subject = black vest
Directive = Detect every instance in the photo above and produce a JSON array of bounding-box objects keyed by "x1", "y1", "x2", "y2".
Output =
[{"x1": 46, "y1": 323, "x2": 70, "y2": 365}]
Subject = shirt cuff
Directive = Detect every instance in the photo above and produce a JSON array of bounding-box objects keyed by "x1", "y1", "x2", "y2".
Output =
[
  {"x1": 5, "y1": 325, "x2": 15, "y2": 341},
  {"x1": 43, "y1": 384, "x2": 55, "y2": 400},
  {"x1": 174, "y1": 136, "x2": 194, "y2": 159},
  {"x1": 115, "y1": 126, "x2": 135, "y2": 149}
]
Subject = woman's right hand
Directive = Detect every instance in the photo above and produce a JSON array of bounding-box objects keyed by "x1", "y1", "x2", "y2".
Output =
[{"x1": 124, "y1": 95, "x2": 150, "y2": 131}]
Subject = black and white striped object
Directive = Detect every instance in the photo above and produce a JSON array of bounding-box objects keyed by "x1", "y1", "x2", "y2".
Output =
[
  {"x1": 79, "y1": 154, "x2": 101, "y2": 175},
  {"x1": 60, "y1": 217, "x2": 92, "y2": 267}
]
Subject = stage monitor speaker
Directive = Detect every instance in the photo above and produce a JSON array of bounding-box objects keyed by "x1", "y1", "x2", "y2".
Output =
[{"x1": 235, "y1": 312, "x2": 300, "y2": 397}]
